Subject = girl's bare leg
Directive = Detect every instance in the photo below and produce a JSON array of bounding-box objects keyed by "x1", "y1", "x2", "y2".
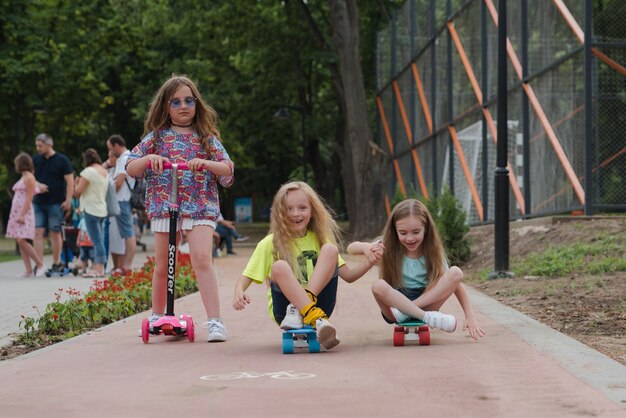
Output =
[
  {"x1": 17, "y1": 238, "x2": 44, "y2": 272},
  {"x1": 271, "y1": 261, "x2": 310, "y2": 311},
  {"x1": 413, "y1": 266, "x2": 463, "y2": 311},
  {"x1": 371, "y1": 279, "x2": 427, "y2": 321},
  {"x1": 16, "y1": 239, "x2": 34, "y2": 273},
  {"x1": 187, "y1": 225, "x2": 220, "y2": 318},
  {"x1": 305, "y1": 243, "x2": 338, "y2": 296},
  {"x1": 271, "y1": 243, "x2": 339, "y2": 310},
  {"x1": 151, "y1": 232, "x2": 172, "y2": 314}
]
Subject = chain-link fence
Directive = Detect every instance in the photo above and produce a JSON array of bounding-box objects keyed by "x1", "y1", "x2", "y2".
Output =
[{"x1": 376, "y1": 0, "x2": 626, "y2": 224}]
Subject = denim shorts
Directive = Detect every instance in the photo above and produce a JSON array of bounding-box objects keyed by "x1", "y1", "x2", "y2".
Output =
[
  {"x1": 270, "y1": 268, "x2": 339, "y2": 325},
  {"x1": 114, "y1": 201, "x2": 135, "y2": 239},
  {"x1": 34, "y1": 203, "x2": 64, "y2": 232}
]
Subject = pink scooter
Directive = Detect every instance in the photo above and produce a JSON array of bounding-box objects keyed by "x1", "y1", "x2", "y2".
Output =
[{"x1": 141, "y1": 162, "x2": 196, "y2": 343}]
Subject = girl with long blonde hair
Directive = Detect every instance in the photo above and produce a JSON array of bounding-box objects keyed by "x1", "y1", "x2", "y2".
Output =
[
  {"x1": 233, "y1": 181, "x2": 376, "y2": 350},
  {"x1": 348, "y1": 199, "x2": 485, "y2": 340}
]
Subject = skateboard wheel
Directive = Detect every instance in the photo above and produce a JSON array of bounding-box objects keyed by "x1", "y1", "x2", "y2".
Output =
[
  {"x1": 141, "y1": 318, "x2": 150, "y2": 344},
  {"x1": 418, "y1": 325, "x2": 429, "y2": 332},
  {"x1": 184, "y1": 315, "x2": 195, "y2": 342},
  {"x1": 393, "y1": 331, "x2": 405, "y2": 346},
  {"x1": 306, "y1": 333, "x2": 321, "y2": 353},
  {"x1": 418, "y1": 329, "x2": 430, "y2": 346},
  {"x1": 393, "y1": 326, "x2": 405, "y2": 333},
  {"x1": 282, "y1": 334, "x2": 294, "y2": 354}
]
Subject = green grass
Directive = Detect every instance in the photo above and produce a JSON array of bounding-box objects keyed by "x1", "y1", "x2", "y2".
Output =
[
  {"x1": 0, "y1": 254, "x2": 20, "y2": 263},
  {"x1": 512, "y1": 234, "x2": 626, "y2": 277}
]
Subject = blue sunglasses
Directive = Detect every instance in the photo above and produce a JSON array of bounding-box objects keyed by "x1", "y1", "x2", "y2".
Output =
[{"x1": 169, "y1": 96, "x2": 197, "y2": 110}]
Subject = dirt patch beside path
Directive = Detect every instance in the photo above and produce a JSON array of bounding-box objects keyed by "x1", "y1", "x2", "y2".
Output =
[{"x1": 463, "y1": 217, "x2": 626, "y2": 365}]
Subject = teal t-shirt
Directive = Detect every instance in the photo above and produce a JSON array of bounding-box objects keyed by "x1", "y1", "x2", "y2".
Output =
[{"x1": 402, "y1": 255, "x2": 449, "y2": 289}]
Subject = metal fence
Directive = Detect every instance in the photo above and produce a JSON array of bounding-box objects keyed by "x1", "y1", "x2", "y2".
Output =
[{"x1": 375, "y1": 0, "x2": 626, "y2": 224}]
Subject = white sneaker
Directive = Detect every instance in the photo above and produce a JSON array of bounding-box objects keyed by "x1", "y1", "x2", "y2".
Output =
[
  {"x1": 280, "y1": 304, "x2": 304, "y2": 330},
  {"x1": 315, "y1": 318, "x2": 340, "y2": 350},
  {"x1": 423, "y1": 311, "x2": 457, "y2": 332},
  {"x1": 205, "y1": 319, "x2": 227, "y2": 342},
  {"x1": 389, "y1": 307, "x2": 411, "y2": 323},
  {"x1": 34, "y1": 265, "x2": 47, "y2": 277},
  {"x1": 235, "y1": 236, "x2": 249, "y2": 242}
]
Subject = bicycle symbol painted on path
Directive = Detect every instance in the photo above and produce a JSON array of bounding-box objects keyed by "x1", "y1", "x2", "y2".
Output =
[{"x1": 200, "y1": 371, "x2": 316, "y2": 381}]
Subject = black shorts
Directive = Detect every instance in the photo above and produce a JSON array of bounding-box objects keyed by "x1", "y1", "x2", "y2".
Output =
[
  {"x1": 382, "y1": 286, "x2": 425, "y2": 324},
  {"x1": 270, "y1": 270, "x2": 339, "y2": 325}
]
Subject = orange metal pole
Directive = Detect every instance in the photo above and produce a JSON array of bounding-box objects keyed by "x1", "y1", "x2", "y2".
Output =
[
  {"x1": 411, "y1": 63, "x2": 433, "y2": 133},
  {"x1": 447, "y1": 21, "x2": 526, "y2": 213},
  {"x1": 384, "y1": 194, "x2": 391, "y2": 217},
  {"x1": 484, "y1": 0, "x2": 586, "y2": 205},
  {"x1": 552, "y1": 0, "x2": 626, "y2": 76},
  {"x1": 376, "y1": 96, "x2": 407, "y2": 197},
  {"x1": 392, "y1": 81, "x2": 430, "y2": 199}
]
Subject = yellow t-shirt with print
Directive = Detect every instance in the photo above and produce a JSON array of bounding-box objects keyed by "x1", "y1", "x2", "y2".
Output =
[{"x1": 242, "y1": 230, "x2": 345, "y2": 317}]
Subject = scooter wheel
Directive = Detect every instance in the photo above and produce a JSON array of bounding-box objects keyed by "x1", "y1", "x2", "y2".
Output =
[
  {"x1": 141, "y1": 318, "x2": 150, "y2": 344},
  {"x1": 184, "y1": 315, "x2": 195, "y2": 343}
]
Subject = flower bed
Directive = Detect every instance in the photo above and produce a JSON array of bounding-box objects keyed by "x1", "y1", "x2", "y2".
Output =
[{"x1": 13, "y1": 255, "x2": 198, "y2": 352}]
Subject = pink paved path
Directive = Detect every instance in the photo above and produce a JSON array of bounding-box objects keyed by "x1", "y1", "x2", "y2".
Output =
[{"x1": 0, "y1": 249, "x2": 624, "y2": 417}]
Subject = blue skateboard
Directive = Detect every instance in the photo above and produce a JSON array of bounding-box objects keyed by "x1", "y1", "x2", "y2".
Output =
[
  {"x1": 393, "y1": 320, "x2": 430, "y2": 346},
  {"x1": 282, "y1": 326, "x2": 321, "y2": 354}
]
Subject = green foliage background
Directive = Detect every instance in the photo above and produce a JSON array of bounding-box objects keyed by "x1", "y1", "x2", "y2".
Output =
[{"x1": 0, "y1": 0, "x2": 391, "y2": 228}]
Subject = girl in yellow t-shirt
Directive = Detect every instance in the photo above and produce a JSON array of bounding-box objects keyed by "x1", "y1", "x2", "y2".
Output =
[{"x1": 233, "y1": 181, "x2": 377, "y2": 350}]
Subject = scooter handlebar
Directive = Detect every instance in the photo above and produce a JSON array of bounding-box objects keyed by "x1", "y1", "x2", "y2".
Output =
[{"x1": 146, "y1": 161, "x2": 204, "y2": 171}]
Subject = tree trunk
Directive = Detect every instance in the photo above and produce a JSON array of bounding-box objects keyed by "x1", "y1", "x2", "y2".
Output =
[{"x1": 328, "y1": 0, "x2": 388, "y2": 239}]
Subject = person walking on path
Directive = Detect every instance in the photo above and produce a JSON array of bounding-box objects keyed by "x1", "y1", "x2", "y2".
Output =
[
  {"x1": 74, "y1": 148, "x2": 108, "y2": 278},
  {"x1": 348, "y1": 199, "x2": 485, "y2": 340},
  {"x1": 104, "y1": 134, "x2": 136, "y2": 274},
  {"x1": 126, "y1": 74, "x2": 235, "y2": 342},
  {"x1": 6, "y1": 153, "x2": 46, "y2": 277},
  {"x1": 32, "y1": 133, "x2": 74, "y2": 273},
  {"x1": 232, "y1": 181, "x2": 376, "y2": 350}
]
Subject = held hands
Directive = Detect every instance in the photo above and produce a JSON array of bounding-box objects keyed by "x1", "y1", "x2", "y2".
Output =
[
  {"x1": 463, "y1": 316, "x2": 486, "y2": 341},
  {"x1": 365, "y1": 240, "x2": 384, "y2": 267},
  {"x1": 232, "y1": 290, "x2": 250, "y2": 311}
]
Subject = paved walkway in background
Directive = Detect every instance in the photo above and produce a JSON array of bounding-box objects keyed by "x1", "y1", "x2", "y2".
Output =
[
  {"x1": 0, "y1": 235, "x2": 155, "y2": 348},
  {"x1": 0, "y1": 240, "x2": 624, "y2": 417}
]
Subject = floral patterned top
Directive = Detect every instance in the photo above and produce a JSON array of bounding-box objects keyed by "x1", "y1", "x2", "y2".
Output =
[{"x1": 126, "y1": 129, "x2": 234, "y2": 221}]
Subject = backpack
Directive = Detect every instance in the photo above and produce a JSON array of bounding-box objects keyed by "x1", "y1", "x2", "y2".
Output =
[
  {"x1": 106, "y1": 177, "x2": 121, "y2": 216},
  {"x1": 125, "y1": 177, "x2": 146, "y2": 211}
]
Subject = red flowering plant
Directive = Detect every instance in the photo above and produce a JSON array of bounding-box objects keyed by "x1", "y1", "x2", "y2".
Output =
[{"x1": 15, "y1": 256, "x2": 198, "y2": 350}]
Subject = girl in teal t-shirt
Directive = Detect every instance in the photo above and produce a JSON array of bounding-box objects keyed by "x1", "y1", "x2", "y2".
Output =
[{"x1": 348, "y1": 199, "x2": 485, "y2": 340}]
